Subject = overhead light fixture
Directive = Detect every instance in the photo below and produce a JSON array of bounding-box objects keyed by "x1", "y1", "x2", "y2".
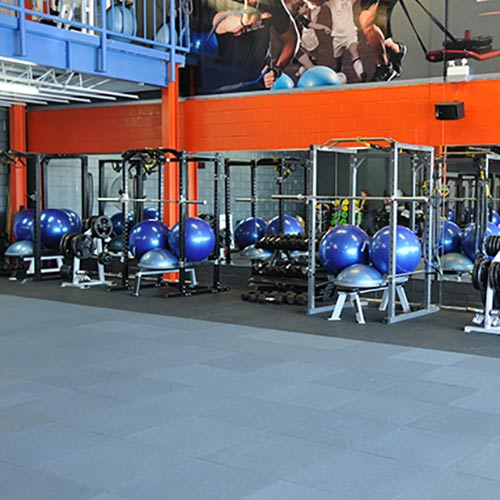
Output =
[{"x1": 0, "y1": 81, "x2": 39, "y2": 95}]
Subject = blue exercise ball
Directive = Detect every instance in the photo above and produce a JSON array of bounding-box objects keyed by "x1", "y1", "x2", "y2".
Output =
[
  {"x1": 61, "y1": 209, "x2": 82, "y2": 233},
  {"x1": 13, "y1": 209, "x2": 34, "y2": 241},
  {"x1": 319, "y1": 224, "x2": 369, "y2": 275},
  {"x1": 129, "y1": 220, "x2": 169, "y2": 259},
  {"x1": 461, "y1": 222, "x2": 500, "y2": 261},
  {"x1": 370, "y1": 225, "x2": 422, "y2": 275},
  {"x1": 234, "y1": 216, "x2": 267, "y2": 249},
  {"x1": 156, "y1": 24, "x2": 178, "y2": 46},
  {"x1": 143, "y1": 208, "x2": 159, "y2": 220},
  {"x1": 446, "y1": 208, "x2": 456, "y2": 222},
  {"x1": 168, "y1": 217, "x2": 216, "y2": 262},
  {"x1": 297, "y1": 66, "x2": 341, "y2": 88},
  {"x1": 106, "y1": 6, "x2": 136, "y2": 40},
  {"x1": 437, "y1": 220, "x2": 462, "y2": 255},
  {"x1": 40, "y1": 209, "x2": 73, "y2": 250},
  {"x1": 190, "y1": 30, "x2": 218, "y2": 55},
  {"x1": 111, "y1": 212, "x2": 134, "y2": 236},
  {"x1": 272, "y1": 73, "x2": 295, "y2": 91},
  {"x1": 266, "y1": 215, "x2": 304, "y2": 236},
  {"x1": 491, "y1": 210, "x2": 500, "y2": 226}
]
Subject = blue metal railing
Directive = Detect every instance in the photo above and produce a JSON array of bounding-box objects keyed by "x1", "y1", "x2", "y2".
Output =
[{"x1": 0, "y1": 0, "x2": 190, "y2": 80}]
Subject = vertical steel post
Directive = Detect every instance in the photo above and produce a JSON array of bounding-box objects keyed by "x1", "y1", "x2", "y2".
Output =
[{"x1": 307, "y1": 146, "x2": 318, "y2": 314}]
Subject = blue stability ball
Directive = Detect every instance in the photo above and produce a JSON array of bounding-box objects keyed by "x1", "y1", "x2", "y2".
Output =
[
  {"x1": 13, "y1": 209, "x2": 34, "y2": 241},
  {"x1": 190, "y1": 30, "x2": 218, "y2": 55},
  {"x1": 106, "y1": 6, "x2": 137, "y2": 40},
  {"x1": 437, "y1": 220, "x2": 462, "y2": 255},
  {"x1": 370, "y1": 225, "x2": 422, "y2": 275},
  {"x1": 319, "y1": 224, "x2": 369, "y2": 275},
  {"x1": 297, "y1": 66, "x2": 341, "y2": 88},
  {"x1": 266, "y1": 215, "x2": 304, "y2": 236},
  {"x1": 446, "y1": 208, "x2": 456, "y2": 222},
  {"x1": 491, "y1": 210, "x2": 500, "y2": 226},
  {"x1": 111, "y1": 212, "x2": 134, "y2": 236},
  {"x1": 234, "y1": 216, "x2": 267, "y2": 250},
  {"x1": 61, "y1": 209, "x2": 82, "y2": 233},
  {"x1": 272, "y1": 73, "x2": 295, "y2": 91},
  {"x1": 169, "y1": 217, "x2": 216, "y2": 262},
  {"x1": 461, "y1": 222, "x2": 500, "y2": 260},
  {"x1": 40, "y1": 209, "x2": 73, "y2": 250},
  {"x1": 143, "y1": 208, "x2": 159, "y2": 220},
  {"x1": 335, "y1": 263, "x2": 386, "y2": 289},
  {"x1": 156, "y1": 24, "x2": 178, "y2": 47},
  {"x1": 129, "y1": 220, "x2": 169, "y2": 258}
]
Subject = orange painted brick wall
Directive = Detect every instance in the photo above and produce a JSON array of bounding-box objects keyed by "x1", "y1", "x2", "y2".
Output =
[
  {"x1": 27, "y1": 79, "x2": 500, "y2": 154},
  {"x1": 28, "y1": 103, "x2": 162, "y2": 154}
]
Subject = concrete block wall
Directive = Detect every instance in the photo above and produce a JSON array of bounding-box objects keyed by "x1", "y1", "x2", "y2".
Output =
[
  {"x1": 198, "y1": 150, "x2": 307, "y2": 232},
  {"x1": 44, "y1": 154, "x2": 159, "y2": 222},
  {"x1": 0, "y1": 108, "x2": 8, "y2": 234}
]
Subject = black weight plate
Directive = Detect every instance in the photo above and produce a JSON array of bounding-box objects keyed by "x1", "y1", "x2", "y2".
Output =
[{"x1": 71, "y1": 234, "x2": 93, "y2": 259}]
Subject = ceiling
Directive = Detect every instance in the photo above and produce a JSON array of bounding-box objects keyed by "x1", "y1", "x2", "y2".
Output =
[{"x1": 0, "y1": 56, "x2": 159, "y2": 108}]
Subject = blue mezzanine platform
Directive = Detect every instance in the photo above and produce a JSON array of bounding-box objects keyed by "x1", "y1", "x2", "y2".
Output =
[{"x1": 0, "y1": 0, "x2": 189, "y2": 87}]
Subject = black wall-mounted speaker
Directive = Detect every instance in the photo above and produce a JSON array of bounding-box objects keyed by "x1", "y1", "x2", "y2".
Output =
[{"x1": 435, "y1": 101, "x2": 465, "y2": 120}]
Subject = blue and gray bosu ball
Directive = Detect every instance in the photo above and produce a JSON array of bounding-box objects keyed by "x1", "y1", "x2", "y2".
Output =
[{"x1": 138, "y1": 248, "x2": 179, "y2": 269}]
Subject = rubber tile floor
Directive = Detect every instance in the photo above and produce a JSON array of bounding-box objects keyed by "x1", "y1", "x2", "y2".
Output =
[{"x1": 2, "y1": 294, "x2": 500, "y2": 500}]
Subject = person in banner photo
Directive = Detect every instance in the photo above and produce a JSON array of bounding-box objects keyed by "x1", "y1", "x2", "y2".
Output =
[
  {"x1": 194, "y1": 0, "x2": 299, "y2": 94},
  {"x1": 359, "y1": 0, "x2": 407, "y2": 81},
  {"x1": 327, "y1": 0, "x2": 366, "y2": 82}
]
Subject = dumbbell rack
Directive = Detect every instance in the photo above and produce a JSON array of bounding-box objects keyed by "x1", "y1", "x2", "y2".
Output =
[
  {"x1": 465, "y1": 235, "x2": 500, "y2": 334},
  {"x1": 242, "y1": 234, "x2": 335, "y2": 306}
]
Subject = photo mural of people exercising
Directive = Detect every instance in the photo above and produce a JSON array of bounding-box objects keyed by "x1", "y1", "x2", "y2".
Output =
[{"x1": 193, "y1": 0, "x2": 299, "y2": 94}]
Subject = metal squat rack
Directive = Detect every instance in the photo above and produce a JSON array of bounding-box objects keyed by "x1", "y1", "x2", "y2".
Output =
[
  {"x1": 276, "y1": 138, "x2": 439, "y2": 324},
  {"x1": 98, "y1": 147, "x2": 226, "y2": 297}
]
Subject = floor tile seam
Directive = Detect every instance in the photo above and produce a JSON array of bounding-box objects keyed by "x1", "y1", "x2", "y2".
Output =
[{"x1": 450, "y1": 467, "x2": 500, "y2": 484}]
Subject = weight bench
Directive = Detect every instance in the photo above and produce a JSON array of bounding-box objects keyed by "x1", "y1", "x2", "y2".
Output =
[{"x1": 329, "y1": 281, "x2": 410, "y2": 325}]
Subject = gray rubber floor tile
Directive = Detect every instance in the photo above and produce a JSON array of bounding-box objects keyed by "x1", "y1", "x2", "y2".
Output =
[
  {"x1": 0, "y1": 379, "x2": 65, "y2": 408},
  {"x1": 360, "y1": 358, "x2": 437, "y2": 378},
  {"x1": 259, "y1": 382, "x2": 364, "y2": 410},
  {"x1": 453, "y1": 443, "x2": 500, "y2": 481},
  {"x1": 420, "y1": 366, "x2": 500, "y2": 389},
  {"x1": 141, "y1": 386, "x2": 251, "y2": 415},
  {"x1": 356, "y1": 426, "x2": 486, "y2": 468},
  {"x1": 241, "y1": 329, "x2": 359, "y2": 351},
  {"x1": 450, "y1": 389, "x2": 500, "y2": 415},
  {"x1": 0, "y1": 466, "x2": 97, "y2": 500},
  {"x1": 202, "y1": 433, "x2": 339, "y2": 477},
  {"x1": 128, "y1": 415, "x2": 267, "y2": 457},
  {"x1": 113, "y1": 458, "x2": 276, "y2": 500},
  {"x1": 0, "y1": 405, "x2": 52, "y2": 438},
  {"x1": 312, "y1": 368, "x2": 408, "y2": 393},
  {"x1": 68, "y1": 399, "x2": 185, "y2": 438},
  {"x1": 239, "y1": 480, "x2": 357, "y2": 500},
  {"x1": 36, "y1": 439, "x2": 189, "y2": 491},
  {"x1": 0, "y1": 422, "x2": 110, "y2": 468},
  {"x1": 393, "y1": 470, "x2": 500, "y2": 500},
  {"x1": 15, "y1": 388, "x2": 124, "y2": 422},
  {"x1": 201, "y1": 352, "x2": 288, "y2": 373},
  {"x1": 88, "y1": 494, "x2": 130, "y2": 500},
  {"x1": 389, "y1": 348, "x2": 472, "y2": 366},
  {"x1": 202, "y1": 398, "x2": 323, "y2": 434},
  {"x1": 80, "y1": 373, "x2": 186, "y2": 402},
  {"x1": 287, "y1": 448, "x2": 436, "y2": 500},
  {"x1": 334, "y1": 393, "x2": 438, "y2": 425},
  {"x1": 408, "y1": 406, "x2": 500, "y2": 440},
  {"x1": 452, "y1": 355, "x2": 500, "y2": 374},
  {"x1": 278, "y1": 410, "x2": 397, "y2": 448},
  {"x1": 377, "y1": 379, "x2": 476, "y2": 404}
]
